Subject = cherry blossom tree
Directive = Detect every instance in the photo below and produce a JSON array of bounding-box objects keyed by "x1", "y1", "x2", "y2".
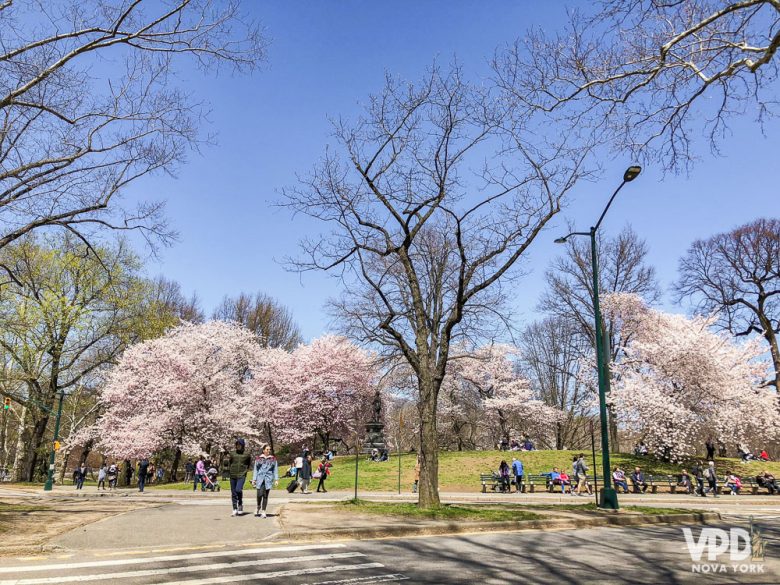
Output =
[
  {"x1": 86, "y1": 321, "x2": 263, "y2": 477},
  {"x1": 603, "y1": 293, "x2": 778, "y2": 461},
  {"x1": 441, "y1": 345, "x2": 565, "y2": 449},
  {"x1": 261, "y1": 336, "x2": 377, "y2": 451}
]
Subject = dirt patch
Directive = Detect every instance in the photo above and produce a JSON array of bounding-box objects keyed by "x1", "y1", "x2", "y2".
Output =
[{"x1": 0, "y1": 498, "x2": 160, "y2": 556}]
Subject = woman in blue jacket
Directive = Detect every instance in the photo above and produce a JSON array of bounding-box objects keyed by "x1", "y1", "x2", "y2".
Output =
[{"x1": 251, "y1": 444, "x2": 279, "y2": 518}]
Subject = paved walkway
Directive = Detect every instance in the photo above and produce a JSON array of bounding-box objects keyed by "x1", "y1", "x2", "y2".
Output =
[
  {"x1": 1, "y1": 519, "x2": 778, "y2": 584},
  {"x1": 8, "y1": 485, "x2": 780, "y2": 516}
]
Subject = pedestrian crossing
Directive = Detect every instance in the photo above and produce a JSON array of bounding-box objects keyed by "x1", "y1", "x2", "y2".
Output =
[{"x1": 0, "y1": 544, "x2": 409, "y2": 585}]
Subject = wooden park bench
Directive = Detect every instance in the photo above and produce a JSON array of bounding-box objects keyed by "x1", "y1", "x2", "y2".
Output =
[{"x1": 480, "y1": 473, "x2": 506, "y2": 493}]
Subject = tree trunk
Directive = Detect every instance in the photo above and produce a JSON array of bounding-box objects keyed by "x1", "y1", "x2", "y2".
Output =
[
  {"x1": 608, "y1": 405, "x2": 619, "y2": 452},
  {"x1": 0, "y1": 408, "x2": 8, "y2": 469},
  {"x1": 170, "y1": 447, "x2": 182, "y2": 482},
  {"x1": 22, "y1": 414, "x2": 50, "y2": 482},
  {"x1": 12, "y1": 406, "x2": 29, "y2": 482},
  {"x1": 58, "y1": 448, "x2": 72, "y2": 485},
  {"x1": 266, "y1": 422, "x2": 275, "y2": 455},
  {"x1": 417, "y1": 374, "x2": 440, "y2": 508}
]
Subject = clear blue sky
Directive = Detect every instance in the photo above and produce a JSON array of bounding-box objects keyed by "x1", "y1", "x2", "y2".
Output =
[{"x1": 128, "y1": 1, "x2": 778, "y2": 341}]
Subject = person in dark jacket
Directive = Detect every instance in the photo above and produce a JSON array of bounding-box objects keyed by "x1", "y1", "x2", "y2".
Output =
[
  {"x1": 498, "y1": 460, "x2": 511, "y2": 493},
  {"x1": 316, "y1": 456, "x2": 332, "y2": 493},
  {"x1": 228, "y1": 438, "x2": 252, "y2": 516},
  {"x1": 137, "y1": 458, "x2": 149, "y2": 492},
  {"x1": 299, "y1": 450, "x2": 313, "y2": 494},
  {"x1": 705, "y1": 437, "x2": 715, "y2": 461},
  {"x1": 73, "y1": 464, "x2": 86, "y2": 490},
  {"x1": 630, "y1": 466, "x2": 648, "y2": 493}
]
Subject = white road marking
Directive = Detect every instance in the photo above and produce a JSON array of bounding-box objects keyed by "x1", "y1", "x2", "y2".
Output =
[
  {"x1": 302, "y1": 574, "x2": 409, "y2": 584},
  {"x1": 165, "y1": 563, "x2": 385, "y2": 584},
  {"x1": 0, "y1": 553, "x2": 365, "y2": 585},
  {"x1": 0, "y1": 543, "x2": 345, "y2": 574}
]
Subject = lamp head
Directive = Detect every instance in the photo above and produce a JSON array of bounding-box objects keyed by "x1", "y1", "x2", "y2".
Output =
[
  {"x1": 554, "y1": 237, "x2": 567, "y2": 244},
  {"x1": 623, "y1": 165, "x2": 642, "y2": 182}
]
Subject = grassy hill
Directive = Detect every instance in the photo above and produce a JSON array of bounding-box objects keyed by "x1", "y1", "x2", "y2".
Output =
[
  {"x1": 322, "y1": 450, "x2": 780, "y2": 493},
  {"x1": 157, "y1": 449, "x2": 780, "y2": 492}
]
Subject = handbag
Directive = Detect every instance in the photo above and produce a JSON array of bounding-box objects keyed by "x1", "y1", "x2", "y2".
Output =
[{"x1": 313, "y1": 471, "x2": 322, "y2": 479}]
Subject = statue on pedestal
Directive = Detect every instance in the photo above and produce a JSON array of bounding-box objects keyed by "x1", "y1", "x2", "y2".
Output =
[{"x1": 362, "y1": 390, "x2": 387, "y2": 455}]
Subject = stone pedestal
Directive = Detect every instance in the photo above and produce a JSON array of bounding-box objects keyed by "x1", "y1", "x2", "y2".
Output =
[
  {"x1": 361, "y1": 421, "x2": 387, "y2": 454},
  {"x1": 361, "y1": 390, "x2": 387, "y2": 454}
]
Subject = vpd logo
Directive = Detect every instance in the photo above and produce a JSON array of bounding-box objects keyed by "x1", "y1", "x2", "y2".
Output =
[{"x1": 682, "y1": 522, "x2": 765, "y2": 574}]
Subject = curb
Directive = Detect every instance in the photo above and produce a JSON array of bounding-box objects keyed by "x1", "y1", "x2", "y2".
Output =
[{"x1": 276, "y1": 511, "x2": 720, "y2": 542}]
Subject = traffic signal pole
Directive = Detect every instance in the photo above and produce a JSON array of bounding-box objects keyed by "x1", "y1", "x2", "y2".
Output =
[{"x1": 43, "y1": 391, "x2": 65, "y2": 491}]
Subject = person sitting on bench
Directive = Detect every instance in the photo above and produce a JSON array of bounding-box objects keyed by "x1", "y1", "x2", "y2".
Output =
[
  {"x1": 726, "y1": 471, "x2": 742, "y2": 495},
  {"x1": 756, "y1": 471, "x2": 778, "y2": 494},
  {"x1": 612, "y1": 466, "x2": 629, "y2": 493},
  {"x1": 678, "y1": 469, "x2": 693, "y2": 494},
  {"x1": 630, "y1": 466, "x2": 648, "y2": 493}
]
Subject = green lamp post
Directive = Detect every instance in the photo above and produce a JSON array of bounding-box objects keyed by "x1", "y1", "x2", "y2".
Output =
[{"x1": 554, "y1": 165, "x2": 642, "y2": 510}]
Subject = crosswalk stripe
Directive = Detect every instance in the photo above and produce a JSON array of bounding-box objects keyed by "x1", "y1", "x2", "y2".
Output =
[
  {"x1": 301, "y1": 574, "x2": 409, "y2": 584},
  {"x1": 0, "y1": 553, "x2": 366, "y2": 585},
  {"x1": 165, "y1": 563, "x2": 386, "y2": 584},
  {"x1": 0, "y1": 544, "x2": 346, "y2": 574}
]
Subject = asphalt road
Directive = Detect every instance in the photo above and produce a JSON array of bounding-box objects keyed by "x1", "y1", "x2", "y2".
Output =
[{"x1": 1, "y1": 517, "x2": 778, "y2": 584}]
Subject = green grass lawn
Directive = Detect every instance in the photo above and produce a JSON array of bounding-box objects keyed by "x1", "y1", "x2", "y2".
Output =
[
  {"x1": 151, "y1": 449, "x2": 780, "y2": 492},
  {"x1": 337, "y1": 498, "x2": 541, "y2": 521}
]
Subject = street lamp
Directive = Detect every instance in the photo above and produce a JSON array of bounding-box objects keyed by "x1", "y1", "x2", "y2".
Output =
[
  {"x1": 43, "y1": 390, "x2": 66, "y2": 491},
  {"x1": 555, "y1": 165, "x2": 642, "y2": 510}
]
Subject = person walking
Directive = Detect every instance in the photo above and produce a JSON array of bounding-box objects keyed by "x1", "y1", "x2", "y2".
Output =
[
  {"x1": 184, "y1": 459, "x2": 194, "y2": 484},
  {"x1": 107, "y1": 463, "x2": 118, "y2": 490},
  {"x1": 316, "y1": 456, "x2": 331, "y2": 493},
  {"x1": 137, "y1": 458, "x2": 149, "y2": 492},
  {"x1": 228, "y1": 438, "x2": 252, "y2": 516},
  {"x1": 511, "y1": 457, "x2": 524, "y2": 493},
  {"x1": 575, "y1": 455, "x2": 591, "y2": 496},
  {"x1": 299, "y1": 450, "x2": 313, "y2": 494},
  {"x1": 705, "y1": 460, "x2": 719, "y2": 497},
  {"x1": 692, "y1": 461, "x2": 706, "y2": 497},
  {"x1": 97, "y1": 464, "x2": 107, "y2": 490},
  {"x1": 251, "y1": 444, "x2": 279, "y2": 518},
  {"x1": 73, "y1": 464, "x2": 86, "y2": 490},
  {"x1": 194, "y1": 457, "x2": 206, "y2": 492}
]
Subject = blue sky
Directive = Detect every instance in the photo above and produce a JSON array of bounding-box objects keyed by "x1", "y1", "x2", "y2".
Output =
[{"x1": 128, "y1": 1, "x2": 778, "y2": 341}]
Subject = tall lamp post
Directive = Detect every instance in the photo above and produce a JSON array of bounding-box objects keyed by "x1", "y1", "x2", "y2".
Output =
[
  {"x1": 554, "y1": 165, "x2": 642, "y2": 510},
  {"x1": 43, "y1": 390, "x2": 66, "y2": 491}
]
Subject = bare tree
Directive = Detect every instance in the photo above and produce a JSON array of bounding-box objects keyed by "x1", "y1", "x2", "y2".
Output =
[
  {"x1": 0, "y1": 0, "x2": 265, "y2": 252},
  {"x1": 282, "y1": 66, "x2": 595, "y2": 507},
  {"x1": 676, "y1": 217, "x2": 780, "y2": 390},
  {"x1": 139, "y1": 276, "x2": 204, "y2": 333},
  {"x1": 541, "y1": 227, "x2": 660, "y2": 350},
  {"x1": 494, "y1": 0, "x2": 780, "y2": 172},
  {"x1": 521, "y1": 317, "x2": 592, "y2": 450},
  {"x1": 539, "y1": 227, "x2": 659, "y2": 448},
  {"x1": 213, "y1": 291, "x2": 302, "y2": 350}
]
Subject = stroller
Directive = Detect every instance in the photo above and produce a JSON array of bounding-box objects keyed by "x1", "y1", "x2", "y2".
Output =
[{"x1": 203, "y1": 467, "x2": 221, "y2": 492}]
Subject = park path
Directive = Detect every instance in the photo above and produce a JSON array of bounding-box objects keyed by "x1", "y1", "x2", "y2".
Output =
[
  {"x1": 0, "y1": 542, "x2": 407, "y2": 585},
  {"x1": 1, "y1": 520, "x2": 778, "y2": 584}
]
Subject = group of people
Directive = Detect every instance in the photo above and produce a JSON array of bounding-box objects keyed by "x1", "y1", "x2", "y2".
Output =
[
  {"x1": 286, "y1": 449, "x2": 333, "y2": 494},
  {"x1": 498, "y1": 436, "x2": 535, "y2": 452},
  {"x1": 545, "y1": 455, "x2": 594, "y2": 495}
]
